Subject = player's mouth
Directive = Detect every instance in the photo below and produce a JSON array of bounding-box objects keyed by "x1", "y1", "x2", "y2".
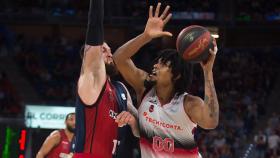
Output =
[{"x1": 149, "y1": 69, "x2": 157, "y2": 79}]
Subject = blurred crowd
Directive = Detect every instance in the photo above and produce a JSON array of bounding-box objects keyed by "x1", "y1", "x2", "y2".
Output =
[
  {"x1": 14, "y1": 35, "x2": 82, "y2": 104},
  {"x1": 253, "y1": 113, "x2": 280, "y2": 158},
  {"x1": 0, "y1": 0, "x2": 217, "y2": 17},
  {"x1": 236, "y1": 0, "x2": 280, "y2": 21},
  {"x1": 0, "y1": 0, "x2": 83, "y2": 17},
  {"x1": 1, "y1": 0, "x2": 280, "y2": 21},
  {"x1": 0, "y1": 71, "x2": 21, "y2": 116},
  {"x1": 121, "y1": 0, "x2": 217, "y2": 20}
]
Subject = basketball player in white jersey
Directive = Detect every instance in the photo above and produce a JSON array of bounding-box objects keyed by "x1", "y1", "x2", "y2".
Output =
[{"x1": 113, "y1": 3, "x2": 219, "y2": 158}]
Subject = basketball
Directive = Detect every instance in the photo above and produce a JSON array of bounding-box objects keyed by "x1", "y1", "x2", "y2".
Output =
[{"x1": 176, "y1": 25, "x2": 214, "y2": 63}]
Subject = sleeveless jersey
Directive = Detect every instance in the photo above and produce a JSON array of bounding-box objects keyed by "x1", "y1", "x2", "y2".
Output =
[
  {"x1": 47, "y1": 129, "x2": 71, "y2": 158},
  {"x1": 138, "y1": 88, "x2": 200, "y2": 158},
  {"x1": 74, "y1": 80, "x2": 119, "y2": 158}
]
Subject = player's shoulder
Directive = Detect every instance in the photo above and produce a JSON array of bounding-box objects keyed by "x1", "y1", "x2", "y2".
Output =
[
  {"x1": 112, "y1": 81, "x2": 130, "y2": 93},
  {"x1": 49, "y1": 130, "x2": 62, "y2": 140},
  {"x1": 184, "y1": 94, "x2": 204, "y2": 108}
]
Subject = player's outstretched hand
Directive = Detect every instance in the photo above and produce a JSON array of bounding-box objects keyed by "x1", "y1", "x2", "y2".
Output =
[{"x1": 143, "y1": 3, "x2": 173, "y2": 39}]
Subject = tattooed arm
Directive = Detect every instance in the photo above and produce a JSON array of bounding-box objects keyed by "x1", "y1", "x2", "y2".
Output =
[{"x1": 184, "y1": 43, "x2": 219, "y2": 129}]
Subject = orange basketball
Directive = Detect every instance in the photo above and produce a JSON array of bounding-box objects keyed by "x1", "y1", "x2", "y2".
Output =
[{"x1": 176, "y1": 25, "x2": 214, "y2": 63}]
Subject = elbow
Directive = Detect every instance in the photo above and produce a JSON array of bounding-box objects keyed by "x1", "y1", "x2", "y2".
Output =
[
  {"x1": 112, "y1": 53, "x2": 128, "y2": 69},
  {"x1": 209, "y1": 121, "x2": 219, "y2": 129},
  {"x1": 201, "y1": 120, "x2": 219, "y2": 130},
  {"x1": 112, "y1": 55, "x2": 120, "y2": 65},
  {"x1": 113, "y1": 47, "x2": 130, "y2": 66},
  {"x1": 112, "y1": 48, "x2": 122, "y2": 64}
]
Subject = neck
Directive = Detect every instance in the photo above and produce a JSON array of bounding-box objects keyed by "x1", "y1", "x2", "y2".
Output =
[
  {"x1": 155, "y1": 84, "x2": 174, "y2": 105},
  {"x1": 64, "y1": 129, "x2": 74, "y2": 141}
]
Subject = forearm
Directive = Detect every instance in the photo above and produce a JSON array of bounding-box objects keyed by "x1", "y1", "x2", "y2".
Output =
[
  {"x1": 86, "y1": 0, "x2": 103, "y2": 46},
  {"x1": 203, "y1": 70, "x2": 219, "y2": 127},
  {"x1": 130, "y1": 121, "x2": 140, "y2": 138},
  {"x1": 36, "y1": 152, "x2": 45, "y2": 158},
  {"x1": 81, "y1": 0, "x2": 104, "y2": 73},
  {"x1": 113, "y1": 33, "x2": 151, "y2": 64},
  {"x1": 81, "y1": 46, "x2": 104, "y2": 74}
]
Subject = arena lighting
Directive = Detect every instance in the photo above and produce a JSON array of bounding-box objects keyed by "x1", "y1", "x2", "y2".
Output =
[
  {"x1": 18, "y1": 130, "x2": 26, "y2": 150},
  {"x1": 211, "y1": 34, "x2": 219, "y2": 38},
  {"x1": 206, "y1": 26, "x2": 219, "y2": 38}
]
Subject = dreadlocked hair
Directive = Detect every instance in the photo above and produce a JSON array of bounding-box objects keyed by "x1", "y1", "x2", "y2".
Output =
[{"x1": 153, "y1": 49, "x2": 193, "y2": 96}]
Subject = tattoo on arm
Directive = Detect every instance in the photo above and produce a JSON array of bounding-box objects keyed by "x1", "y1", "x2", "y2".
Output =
[{"x1": 205, "y1": 77, "x2": 219, "y2": 119}]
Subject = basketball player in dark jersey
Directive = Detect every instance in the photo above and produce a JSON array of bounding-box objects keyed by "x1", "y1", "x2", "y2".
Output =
[
  {"x1": 36, "y1": 113, "x2": 75, "y2": 158},
  {"x1": 73, "y1": 0, "x2": 139, "y2": 157}
]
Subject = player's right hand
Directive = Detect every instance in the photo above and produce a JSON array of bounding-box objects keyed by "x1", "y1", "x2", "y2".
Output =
[
  {"x1": 115, "y1": 111, "x2": 137, "y2": 127},
  {"x1": 143, "y1": 3, "x2": 173, "y2": 39},
  {"x1": 200, "y1": 39, "x2": 218, "y2": 72}
]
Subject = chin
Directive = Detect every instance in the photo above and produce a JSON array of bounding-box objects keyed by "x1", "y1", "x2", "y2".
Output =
[
  {"x1": 144, "y1": 79, "x2": 156, "y2": 89},
  {"x1": 105, "y1": 63, "x2": 118, "y2": 76}
]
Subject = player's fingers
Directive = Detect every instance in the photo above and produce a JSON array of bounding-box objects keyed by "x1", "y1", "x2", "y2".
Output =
[
  {"x1": 115, "y1": 111, "x2": 126, "y2": 122},
  {"x1": 117, "y1": 120, "x2": 126, "y2": 127},
  {"x1": 118, "y1": 123, "x2": 125, "y2": 127},
  {"x1": 212, "y1": 38, "x2": 217, "y2": 46},
  {"x1": 200, "y1": 47, "x2": 217, "y2": 66},
  {"x1": 159, "y1": 5, "x2": 170, "y2": 19},
  {"x1": 155, "y1": 3, "x2": 161, "y2": 17},
  {"x1": 118, "y1": 112, "x2": 130, "y2": 127},
  {"x1": 119, "y1": 112, "x2": 129, "y2": 124},
  {"x1": 161, "y1": 31, "x2": 173, "y2": 37},
  {"x1": 209, "y1": 46, "x2": 218, "y2": 55},
  {"x1": 124, "y1": 114, "x2": 133, "y2": 124},
  {"x1": 207, "y1": 48, "x2": 217, "y2": 62},
  {"x1": 149, "y1": 6, "x2": 153, "y2": 18},
  {"x1": 163, "y1": 13, "x2": 172, "y2": 25}
]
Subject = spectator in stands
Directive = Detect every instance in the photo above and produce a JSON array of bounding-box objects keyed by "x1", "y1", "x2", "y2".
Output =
[
  {"x1": 268, "y1": 130, "x2": 280, "y2": 154},
  {"x1": 254, "y1": 130, "x2": 267, "y2": 158},
  {"x1": 0, "y1": 71, "x2": 21, "y2": 116}
]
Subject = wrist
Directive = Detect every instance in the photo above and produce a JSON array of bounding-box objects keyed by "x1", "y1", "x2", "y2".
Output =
[
  {"x1": 141, "y1": 32, "x2": 153, "y2": 42},
  {"x1": 204, "y1": 70, "x2": 213, "y2": 79},
  {"x1": 128, "y1": 119, "x2": 137, "y2": 127},
  {"x1": 203, "y1": 70, "x2": 213, "y2": 75}
]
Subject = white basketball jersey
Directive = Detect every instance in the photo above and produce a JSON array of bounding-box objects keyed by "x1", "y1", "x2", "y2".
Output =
[{"x1": 139, "y1": 88, "x2": 200, "y2": 158}]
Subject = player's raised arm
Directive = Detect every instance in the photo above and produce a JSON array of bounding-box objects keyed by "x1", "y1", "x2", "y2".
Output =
[
  {"x1": 113, "y1": 3, "x2": 172, "y2": 97},
  {"x1": 185, "y1": 44, "x2": 219, "y2": 129},
  {"x1": 78, "y1": 0, "x2": 106, "y2": 106}
]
